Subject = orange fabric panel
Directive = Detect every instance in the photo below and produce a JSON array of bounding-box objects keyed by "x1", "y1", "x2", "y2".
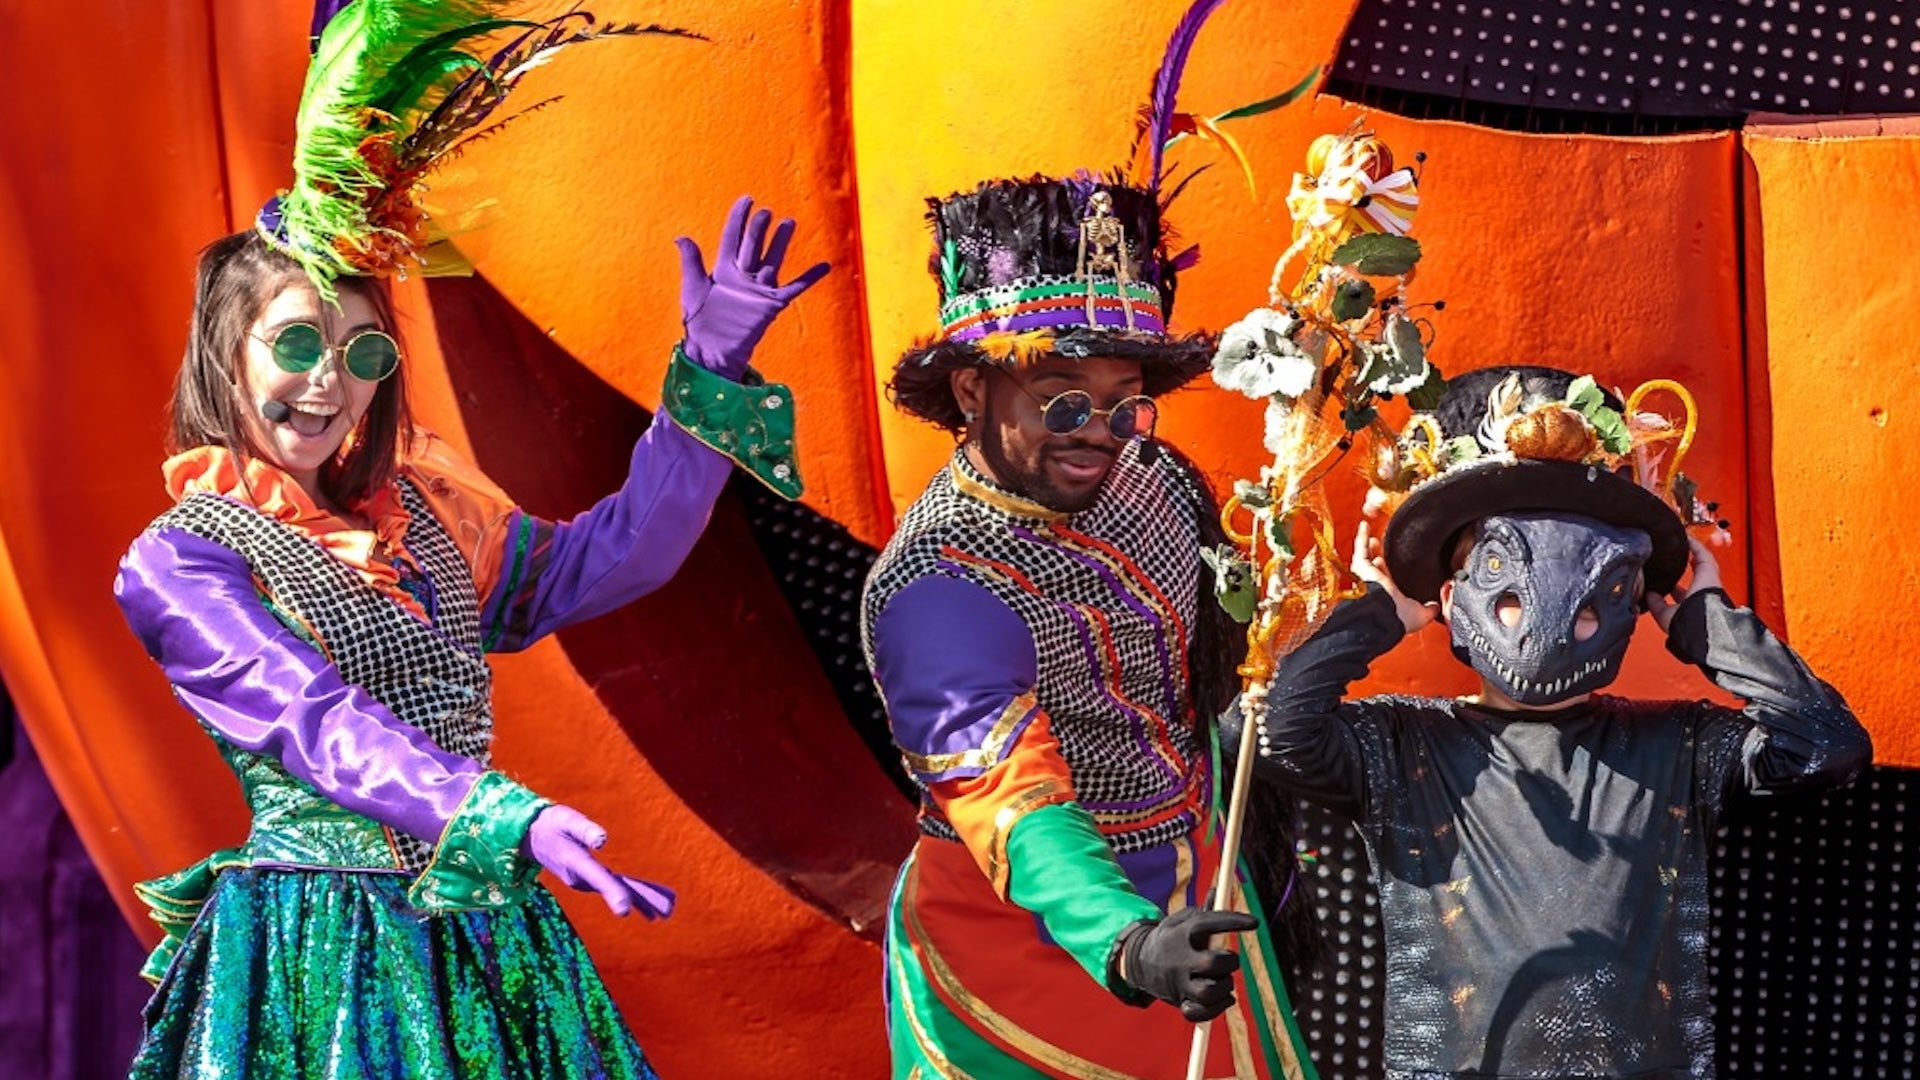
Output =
[
  {"x1": 427, "y1": 0, "x2": 893, "y2": 547},
  {"x1": 0, "y1": 0, "x2": 252, "y2": 923},
  {"x1": 1742, "y1": 129, "x2": 1920, "y2": 767}
]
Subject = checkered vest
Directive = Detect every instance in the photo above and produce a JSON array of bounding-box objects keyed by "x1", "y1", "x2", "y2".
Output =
[
  {"x1": 151, "y1": 478, "x2": 492, "y2": 871},
  {"x1": 864, "y1": 444, "x2": 1210, "y2": 854}
]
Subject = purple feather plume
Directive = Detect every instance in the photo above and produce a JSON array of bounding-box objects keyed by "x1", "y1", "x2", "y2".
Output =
[
  {"x1": 308, "y1": 0, "x2": 356, "y2": 51},
  {"x1": 1146, "y1": 0, "x2": 1230, "y2": 194}
]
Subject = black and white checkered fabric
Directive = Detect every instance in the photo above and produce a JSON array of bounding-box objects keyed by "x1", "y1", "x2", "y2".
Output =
[
  {"x1": 153, "y1": 478, "x2": 493, "y2": 871},
  {"x1": 864, "y1": 443, "x2": 1209, "y2": 855}
]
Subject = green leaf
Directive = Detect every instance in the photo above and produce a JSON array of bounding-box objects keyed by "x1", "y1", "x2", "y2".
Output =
[
  {"x1": 1360, "y1": 318, "x2": 1424, "y2": 395},
  {"x1": 1267, "y1": 516, "x2": 1297, "y2": 562},
  {"x1": 1330, "y1": 233, "x2": 1422, "y2": 276},
  {"x1": 1211, "y1": 67, "x2": 1322, "y2": 123},
  {"x1": 1587, "y1": 406, "x2": 1633, "y2": 455},
  {"x1": 1331, "y1": 279, "x2": 1377, "y2": 322},
  {"x1": 1441, "y1": 435, "x2": 1482, "y2": 467},
  {"x1": 1407, "y1": 367, "x2": 1448, "y2": 411},
  {"x1": 1565, "y1": 374, "x2": 1604, "y2": 415},
  {"x1": 1673, "y1": 472, "x2": 1700, "y2": 517},
  {"x1": 1200, "y1": 546, "x2": 1258, "y2": 624},
  {"x1": 1341, "y1": 403, "x2": 1378, "y2": 431}
]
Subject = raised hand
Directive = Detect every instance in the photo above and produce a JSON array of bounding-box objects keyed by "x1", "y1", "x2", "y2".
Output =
[
  {"x1": 523, "y1": 804, "x2": 675, "y2": 919},
  {"x1": 676, "y1": 194, "x2": 832, "y2": 379},
  {"x1": 1352, "y1": 519, "x2": 1439, "y2": 635},
  {"x1": 1644, "y1": 535, "x2": 1723, "y2": 632},
  {"x1": 1119, "y1": 907, "x2": 1261, "y2": 1022}
]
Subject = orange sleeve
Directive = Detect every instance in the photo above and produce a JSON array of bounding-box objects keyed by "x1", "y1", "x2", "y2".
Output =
[{"x1": 926, "y1": 711, "x2": 1077, "y2": 898}]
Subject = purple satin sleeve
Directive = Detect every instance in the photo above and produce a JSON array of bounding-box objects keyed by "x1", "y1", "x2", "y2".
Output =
[
  {"x1": 871, "y1": 575, "x2": 1043, "y2": 784},
  {"x1": 482, "y1": 413, "x2": 732, "y2": 651},
  {"x1": 114, "y1": 528, "x2": 483, "y2": 842}
]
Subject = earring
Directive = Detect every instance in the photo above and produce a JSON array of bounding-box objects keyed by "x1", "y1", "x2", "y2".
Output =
[{"x1": 962, "y1": 408, "x2": 976, "y2": 425}]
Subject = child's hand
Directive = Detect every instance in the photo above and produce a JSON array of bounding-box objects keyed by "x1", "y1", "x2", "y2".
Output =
[
  {"x1": 1644, "y1": 536, "x2": 1722, "y2": 632},
  {"x1": 1353, "y1": 520, "x2": 1440, "y2": 635}
]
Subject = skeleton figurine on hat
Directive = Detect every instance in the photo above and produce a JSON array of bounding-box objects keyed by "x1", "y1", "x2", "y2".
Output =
[{"x1": 1228, "y1": 269, "x2": 1872, "y2": 1074}]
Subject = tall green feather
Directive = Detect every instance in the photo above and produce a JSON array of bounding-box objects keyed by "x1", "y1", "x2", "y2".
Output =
[{"x1": 276, "y1": 0, "x2": 503, "y2": 294}]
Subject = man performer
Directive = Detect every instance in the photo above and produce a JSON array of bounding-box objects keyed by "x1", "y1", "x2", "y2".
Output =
[{"x1": 862, "y1": 172, "x2": 1319, "y2": 1079}]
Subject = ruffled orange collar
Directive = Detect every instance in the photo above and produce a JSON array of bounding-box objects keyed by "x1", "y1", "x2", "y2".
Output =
[{"x1": 162, "y1": 446, "x2": 415, "y2": 595}]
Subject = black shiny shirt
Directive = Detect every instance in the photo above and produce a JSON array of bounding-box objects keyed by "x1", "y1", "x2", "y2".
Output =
[{"x1": 1247, "y1": 588, "x2": 1870, "y2": 1079}]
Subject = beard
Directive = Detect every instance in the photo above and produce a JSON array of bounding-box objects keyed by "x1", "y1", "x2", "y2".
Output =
[{"x1": 975, "y1": 398, "x2": 1119, "y2": 514}]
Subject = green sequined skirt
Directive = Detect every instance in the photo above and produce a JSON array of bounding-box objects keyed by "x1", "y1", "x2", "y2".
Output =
[{"x1": 131, "y1": 867, "x2": 658, "y2": 1079}]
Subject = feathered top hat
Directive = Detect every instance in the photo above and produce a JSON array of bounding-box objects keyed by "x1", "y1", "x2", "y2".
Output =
[
  {"x1": 257, "y1": 0, "x2": 692, "y2": 300},
  {"x1": 886, "y1": 175, "x2": 1214, "y2": 430},
  {"x1": 885, "y1": 0, "x2": 1307, "y2": 431},
  {"x1": 1378, "y1": 364, "x2": 1723, "y2": 603}
]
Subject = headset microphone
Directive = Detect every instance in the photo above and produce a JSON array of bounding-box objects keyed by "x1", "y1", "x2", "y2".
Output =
[{"x1": 261, "y1": 400, "x2": 292, "y2": 424}]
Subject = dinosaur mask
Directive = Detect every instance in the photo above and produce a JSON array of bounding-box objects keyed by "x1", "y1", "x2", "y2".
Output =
[{"x1": 1446, "y1": 512, "x2": 1650, "y2": 705}]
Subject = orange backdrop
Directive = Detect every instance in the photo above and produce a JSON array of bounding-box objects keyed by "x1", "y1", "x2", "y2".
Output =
[{"x1": 2, "y1": 2, "x2": 1915, "y2": 1076}]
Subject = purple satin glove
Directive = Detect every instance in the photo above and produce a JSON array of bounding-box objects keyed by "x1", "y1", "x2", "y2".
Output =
[
  {"x1": 523, "y1": 804, "x2": 676, "y2": 919},
  {"x1": 675, "y1": 194, "x2": 831, "y2": 378}
]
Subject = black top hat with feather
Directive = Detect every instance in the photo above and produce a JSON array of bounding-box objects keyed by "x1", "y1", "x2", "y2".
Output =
[
  {"x1": 886, "y1": 1, "x2": 1237, "y2": 431},
  {"x1": 1381, "y1": 365, "x2": 1702, "y2": 603}
]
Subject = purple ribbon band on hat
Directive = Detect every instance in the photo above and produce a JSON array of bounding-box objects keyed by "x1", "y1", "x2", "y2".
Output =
[{"x1": 947, "y1": 303, "x2": 1168, "y2": 342}]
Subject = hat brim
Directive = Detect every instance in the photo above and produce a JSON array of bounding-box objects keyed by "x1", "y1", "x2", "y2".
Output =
[
  {"x1": 1383, "y1": 458, "x2": 1690, "y2": 603},
  {"x1": 888, "y1": 328, "x2": 1213, "y2": 430}
]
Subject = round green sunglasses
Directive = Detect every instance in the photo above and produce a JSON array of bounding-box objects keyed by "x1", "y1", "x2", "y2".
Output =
[{"x1": 254, "y1": 322, "x2": 401, "y2": 382}]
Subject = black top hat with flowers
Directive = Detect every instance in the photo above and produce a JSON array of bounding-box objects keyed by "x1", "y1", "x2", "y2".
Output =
[
  {"x1": 1381, "y1": 364, "x2": 1711, "y2": 603},
  {"x1": 886, "y1": 175, "x2": 1213, "y2": 430},
  {"x1": 881, "y1": 0, "x2": 1328, "y2": 432}
]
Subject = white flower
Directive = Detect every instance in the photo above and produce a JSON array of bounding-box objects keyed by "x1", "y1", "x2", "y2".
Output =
[{"x1": 1212, "y1": 308, "x2": 1319, "y2": 401}]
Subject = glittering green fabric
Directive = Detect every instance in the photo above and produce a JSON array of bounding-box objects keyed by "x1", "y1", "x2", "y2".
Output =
[
  {"x1": 662, "y1": 345, "x2": 802, "y2": 499},
  {"x1": 408, "y1": 770, "x2": 549, "y2": 912},
  {"x1": 227, "y1": 738, "x2": 404, "y2": 868},
  {"x1": 131, "y1": 869, "x2": 657, "y2": 1080}
]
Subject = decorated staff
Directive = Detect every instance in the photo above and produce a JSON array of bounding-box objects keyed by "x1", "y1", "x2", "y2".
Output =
[{"x1": 1195, "y1": 126, "x2": 1445, "y2": 1077}]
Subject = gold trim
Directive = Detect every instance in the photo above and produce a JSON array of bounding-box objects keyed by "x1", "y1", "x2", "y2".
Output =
[
  {"x1": 950, "y1": 459, "x2": 1067, "y2": 522},
  {"x1": 1239, "y1": 907, "x2": 1309, "y2": 1080},
  {"x1": 986, "y1": 781, "x2": 1072, "y2": 893},
  {"x1": 902, "y1": 865, "x2": 1154, "y2": 1080},
  {"x1": 891, "y1": 878, "x2": 979, "y2": 1080},
  {"x1": 901, "y1": 694, "x2": 1040, "y2": 776}
]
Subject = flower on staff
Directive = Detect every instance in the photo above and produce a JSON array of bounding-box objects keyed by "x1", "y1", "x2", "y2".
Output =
[{"x1": 1211, "y1": 307, "x2": 1323, "y2": 401}]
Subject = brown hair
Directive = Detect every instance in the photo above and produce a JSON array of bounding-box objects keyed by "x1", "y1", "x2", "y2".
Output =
[{"x1": 169, "y1": 231, "x2": 414, "y2": 506}]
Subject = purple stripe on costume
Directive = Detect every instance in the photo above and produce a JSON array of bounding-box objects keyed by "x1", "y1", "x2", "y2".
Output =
[
  {"x1": 1115, "y1": 842, "x2": 1183, "y2": 909},
  {"x1": 946, "y1": 303, "x2": 1167, "y2": 342},
  {"x1": 1019, "y1": 527, "x2": 1183, "y2": 724}
]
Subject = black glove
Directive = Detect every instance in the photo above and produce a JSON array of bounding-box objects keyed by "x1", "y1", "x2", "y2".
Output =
[{"x1": 1113, "y1": 907, "x2": 1260, "y2": 1021}]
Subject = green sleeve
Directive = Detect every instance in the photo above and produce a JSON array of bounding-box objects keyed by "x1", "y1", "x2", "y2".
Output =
[
  {"x1": 406, "y1": 770, "x2": 551, "y2": 912},
  {"x1": 661, "y1": 345, "x2": 803, "y2": 499},
  {"x1": 1004, "y1": 801, "x2": 1163, "y2": 996}
]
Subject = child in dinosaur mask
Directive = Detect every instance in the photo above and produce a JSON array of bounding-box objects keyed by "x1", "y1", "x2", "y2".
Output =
[{"x1": 1235, "y1": 365, "x2": 1870, "y2": 1080}]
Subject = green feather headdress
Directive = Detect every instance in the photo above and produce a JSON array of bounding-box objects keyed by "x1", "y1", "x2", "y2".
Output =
[{"x1": 259, "y1": 0, "x2": 697, "y2": 299}]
